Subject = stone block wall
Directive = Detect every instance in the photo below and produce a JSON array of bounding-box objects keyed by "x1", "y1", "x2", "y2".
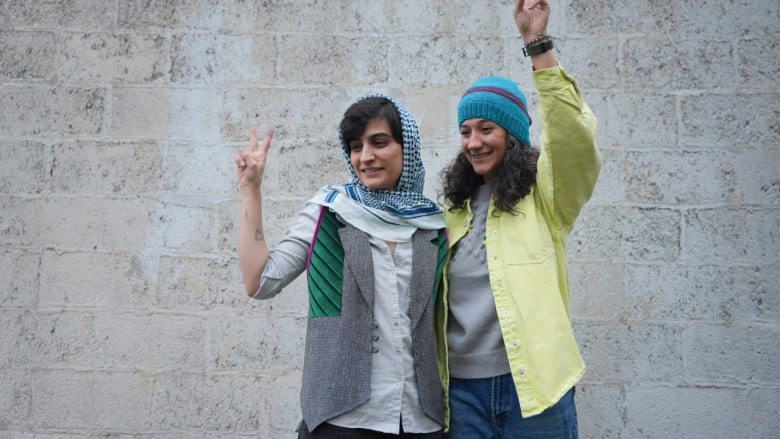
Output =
[{"x1": 1, "y1": 1, "x2": 778, "y2": 437}]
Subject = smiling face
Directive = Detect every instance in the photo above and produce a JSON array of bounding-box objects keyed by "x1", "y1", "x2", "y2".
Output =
[
  {"x1": 460, "y1": 118, "x2": 508, "y2": 181},
  {"x1": 348, "y1": 118, "x2": 404, "y2": 191}
]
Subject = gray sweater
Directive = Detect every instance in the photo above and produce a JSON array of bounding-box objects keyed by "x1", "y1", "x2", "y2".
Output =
[{"x1": 446, "y1": 184, "x2": 511, "y2": 378}]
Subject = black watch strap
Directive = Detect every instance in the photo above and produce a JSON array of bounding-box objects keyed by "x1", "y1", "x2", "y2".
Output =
[{"x1": 522, "y1": 39, "x2": 554, "y2": 57}]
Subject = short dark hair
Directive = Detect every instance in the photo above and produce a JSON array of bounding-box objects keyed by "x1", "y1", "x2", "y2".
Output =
[{"x1": 339, "y1": 97, "x2": 403, "y2": 153}]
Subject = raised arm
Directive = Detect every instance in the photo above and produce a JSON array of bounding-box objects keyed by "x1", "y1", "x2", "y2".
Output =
[{"x1": 236, "y1": 127, "x2": 274, "y2": 296}]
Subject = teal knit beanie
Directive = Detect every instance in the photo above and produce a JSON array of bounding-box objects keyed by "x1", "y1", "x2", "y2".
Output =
[{"x1": 458, "y1": 76, "x2": 532, "y2": 146}]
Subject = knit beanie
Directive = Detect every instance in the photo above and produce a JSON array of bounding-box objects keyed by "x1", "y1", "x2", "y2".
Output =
[{"x1": 458, "y1": 76, "x2": 532, "y2": 146}]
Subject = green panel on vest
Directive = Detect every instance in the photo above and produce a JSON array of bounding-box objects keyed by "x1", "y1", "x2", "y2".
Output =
[{"x1": 308, "y1": 210, "x2": 345, "y2": 317}]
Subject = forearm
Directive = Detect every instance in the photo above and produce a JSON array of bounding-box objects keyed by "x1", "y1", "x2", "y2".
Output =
[
  {"x1": 238, "y1": 186, "x2": 269, "y2": 296},
  {"x1": 535, "y1": 66, "x2": 601, "y2": 227}
]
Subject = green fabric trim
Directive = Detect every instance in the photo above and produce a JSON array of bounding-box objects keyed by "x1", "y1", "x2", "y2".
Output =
[
  {"x1": 432, "y1": 230, "x2": 448, "y2": 305},
  {"x1": 308, "y1": 209, "x2": 345, "y2": 317}
]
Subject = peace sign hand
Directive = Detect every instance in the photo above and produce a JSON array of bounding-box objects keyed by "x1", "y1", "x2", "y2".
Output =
[{"x1": 235, "y1": 127, "x2": 274, "y2": 191}]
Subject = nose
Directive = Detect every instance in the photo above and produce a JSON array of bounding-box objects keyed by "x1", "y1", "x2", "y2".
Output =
[
  {"x1": 465, "y1": 132, "x2": 482, "y2": 150},
  {"x1": 359, "y1": 145, "x2": 375, "y2": 162}
]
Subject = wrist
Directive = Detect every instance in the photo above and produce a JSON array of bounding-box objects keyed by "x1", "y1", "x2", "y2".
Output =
[
  {"x1": 241, "y1": 185, "x2": 262, "y2": 199},
  {"x1": 522, "y1": 32, "x2": 551, "y2": 46}
]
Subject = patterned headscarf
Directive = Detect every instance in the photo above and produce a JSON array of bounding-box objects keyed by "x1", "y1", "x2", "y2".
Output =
[
  {"x1": 310, "y1": 94, "x2": 444, "y2": 241},
  {"x1": 338, "y1": 94, "x2": 440, "y2": 218}
]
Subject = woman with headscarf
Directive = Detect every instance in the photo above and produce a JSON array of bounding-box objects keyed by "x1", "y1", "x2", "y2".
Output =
[{"x1": 236, "y1": 95, "x2": 447, "y2": 439}]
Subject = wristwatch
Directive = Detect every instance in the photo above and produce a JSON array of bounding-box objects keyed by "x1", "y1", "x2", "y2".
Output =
[{"x1": 522, "y1": 39, "x2": 554, "y2": 57}]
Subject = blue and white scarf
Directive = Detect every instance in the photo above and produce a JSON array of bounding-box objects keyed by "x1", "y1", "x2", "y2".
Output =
[{"x1": 310, "y1": 94, "x2": 444, "y2": 242}]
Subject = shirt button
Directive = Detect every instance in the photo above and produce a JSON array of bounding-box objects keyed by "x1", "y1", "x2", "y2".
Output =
[
  {"x1": 391, "y1": 295, "x2": 397, "y2": 303},
  {"x1": 393, "y1": 321, "x2": 400, "y2": 328}
]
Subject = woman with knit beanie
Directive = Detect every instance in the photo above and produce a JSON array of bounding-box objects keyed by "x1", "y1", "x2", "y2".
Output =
[
  {"x1": 236, "y1": 96, "x2": 447, "y2": 438},
  {"x1": 438, "y1": 1, "x2": 601, "y2": 437}
]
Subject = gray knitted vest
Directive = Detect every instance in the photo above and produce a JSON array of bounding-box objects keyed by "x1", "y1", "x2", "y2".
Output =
[{"x1": 300, "y1": 208, "x2": 447, "y2": 431}]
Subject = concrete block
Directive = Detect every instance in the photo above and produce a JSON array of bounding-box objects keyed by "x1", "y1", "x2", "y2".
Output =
[
  {"x1": 746, "y1": 265, "x2": 780, "y2": 323},
  {"x1": 221, "y1": 87, "x2": 349, "y2": 142},
  {"x1": 32, "y1": 312, "x2": 203, "y2": 371},
  {"x1": 220, "y1": 0, "x2": 339, "y2": 34},
  {"x1": 570, "y1": 206, "x2": 681, "y2": 262},
  {"x1": 276, "y1": 35, "x2": 388, "y2": 86},
  {"x1": 683, "y1": 323, "x2": 780, "y2": 384},
  {"x1": 0, "y1": 85, "x2": 107, "y2": 137},
  {"x1": 145, "y1": 314, "x2": 207, "y2": 370},
  {"x1": 207, "y1": 313, "x2": 305, "y2": 371},
  {"x1": 117, "y1": 0, "x2": 224, "y2": 31},
  {"x1": 161, "y1": 143, "x2": 236, "y2": 195},
  {"x1": 0, "y1": 370, "x2": 29, "y2": 429},
  {"x1": 0, "y1": 0, "x2": 116, "y2": 30},
  {"x1": 576, "y1": 322, "x2": 683, "y2": 383},
  {"x1": 58, "y1": 32, "x2": 171, "y2": 83},
  {"x1": 50, "y1": 141, "x2": 164, "y2": 194},
  {"x1": 343, "y1": 36, "x2": 396, "y2": 86},
  {"x1": 0, "y1": 31, "x2": 57, "y2": 80},
  {"x1": 682, "y1": 207, "x2": 779, "y2": 264},
  {"x1": 585, "y1": 92, "x2": 677, "y2": 148},
  {"x1": 564, "y1": 0, "x2": 676, "y2": 35},
  {"x1": 156, "y1": 255, "x2": 244, "y2": 310},
  {"x1": 623, "y1": 386, "x2": 751, "y2": 439},
  {"x1": 625, "y1": 263, "x2": 758, "y2": 323},
  {"x1": 30, "y1": 370, "x2": 150, "y2": 430},
  {"x1": 390, "y1": 36, "x2": 505, "y2": 86},
  {"x1": 110, "y1": 87, "x2": 221, "y2": 142},
  {"x1": 620, "y1": 207, "x2": 681, "y2": 261},
  {"x1": 40, "y1": 250, "x2": 156, "y2": 308},
  {"x1": 0, "y1": 141, "x2": 50, "y2": 195},
  {"x1": 158, "y1": 203, "x2": 218, "y2": 253},
  {"x1": 0, "y1": 251, "x2": 39, "y2": 308},
  {"x1": 100, "y1": 198, "x2": 165, "y2": 251},
  {"x1": 680, "y1": 93, "x2": 780, "y2": 147},
  {"x1": 622, "y1": 38, "x2": 738, "y2": 90},
  {"x1": 623, "y1": 150, "x2": 734, "y2": 205},
  {"x1": 733, "y1": 147, "x2": 780, "y2": 206},
  {"x1": 150, "y1": 372, "x2": 269, "y2": 432},
  {"x1": 573, "y1": 383, "x2": 625, "y2": 439},
  {"x1": 568, "y1": 206, "x2": 624, "y2": 261},
  {"x1": 449, "y1": 0, "x2": 515, "y2": 37},
  {"x1": 675, "y1": 0, "x2": 779, "y2": 38},
  {"x1": 170, "y1": 33, "x2": 274, "y2": 85},
  {"x1": 738, "y1": 38, "x2": 780, "y2": 88},
  {"x1": 338, "y1": 0, "x2": 451, "y2": 34},
  {"x1": 1, "y1": 310, "x2": 154, "y2": 370},
  {"x1": 0, "y1": 196, "x2": 103, "y2": 250},
  {"x1": 749, "y1": 387, "x2": 780, "y2": 439},
  {"x1": 569, "y1": 261, "x2": 626, "y2": 321}
]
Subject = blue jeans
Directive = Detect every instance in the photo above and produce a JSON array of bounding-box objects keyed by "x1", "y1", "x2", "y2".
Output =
[{"x1": 445, "y1": 374, "x2": 578, "y2": 439}]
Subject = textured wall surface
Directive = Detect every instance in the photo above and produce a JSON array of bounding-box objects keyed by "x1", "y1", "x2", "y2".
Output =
[{"x1": 1, "y1": 0, "x2": 779, "y2": 438}]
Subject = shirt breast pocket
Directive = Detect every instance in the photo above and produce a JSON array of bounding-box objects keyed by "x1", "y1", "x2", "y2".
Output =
[{"x1": 503, "y1": 215, "x2": 555, "y2": 265}]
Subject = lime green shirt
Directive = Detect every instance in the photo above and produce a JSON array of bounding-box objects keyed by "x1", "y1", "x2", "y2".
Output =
[{"x1": 439, "y1": 65, "x2": 601, "y2": 418}]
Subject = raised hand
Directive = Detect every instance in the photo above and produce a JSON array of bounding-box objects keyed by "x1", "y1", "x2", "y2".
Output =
[
  {"x1": 513, "y1": 0, "x2": 551, "y2": 42},
  {"x1": 236, "y1": 127, "x2": 274, "y2": 191}
]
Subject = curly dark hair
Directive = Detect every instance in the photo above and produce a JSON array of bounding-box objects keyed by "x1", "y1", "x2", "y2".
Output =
[{"x1": 440, "y1": 134, "x2": 539, "y2": 214}]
